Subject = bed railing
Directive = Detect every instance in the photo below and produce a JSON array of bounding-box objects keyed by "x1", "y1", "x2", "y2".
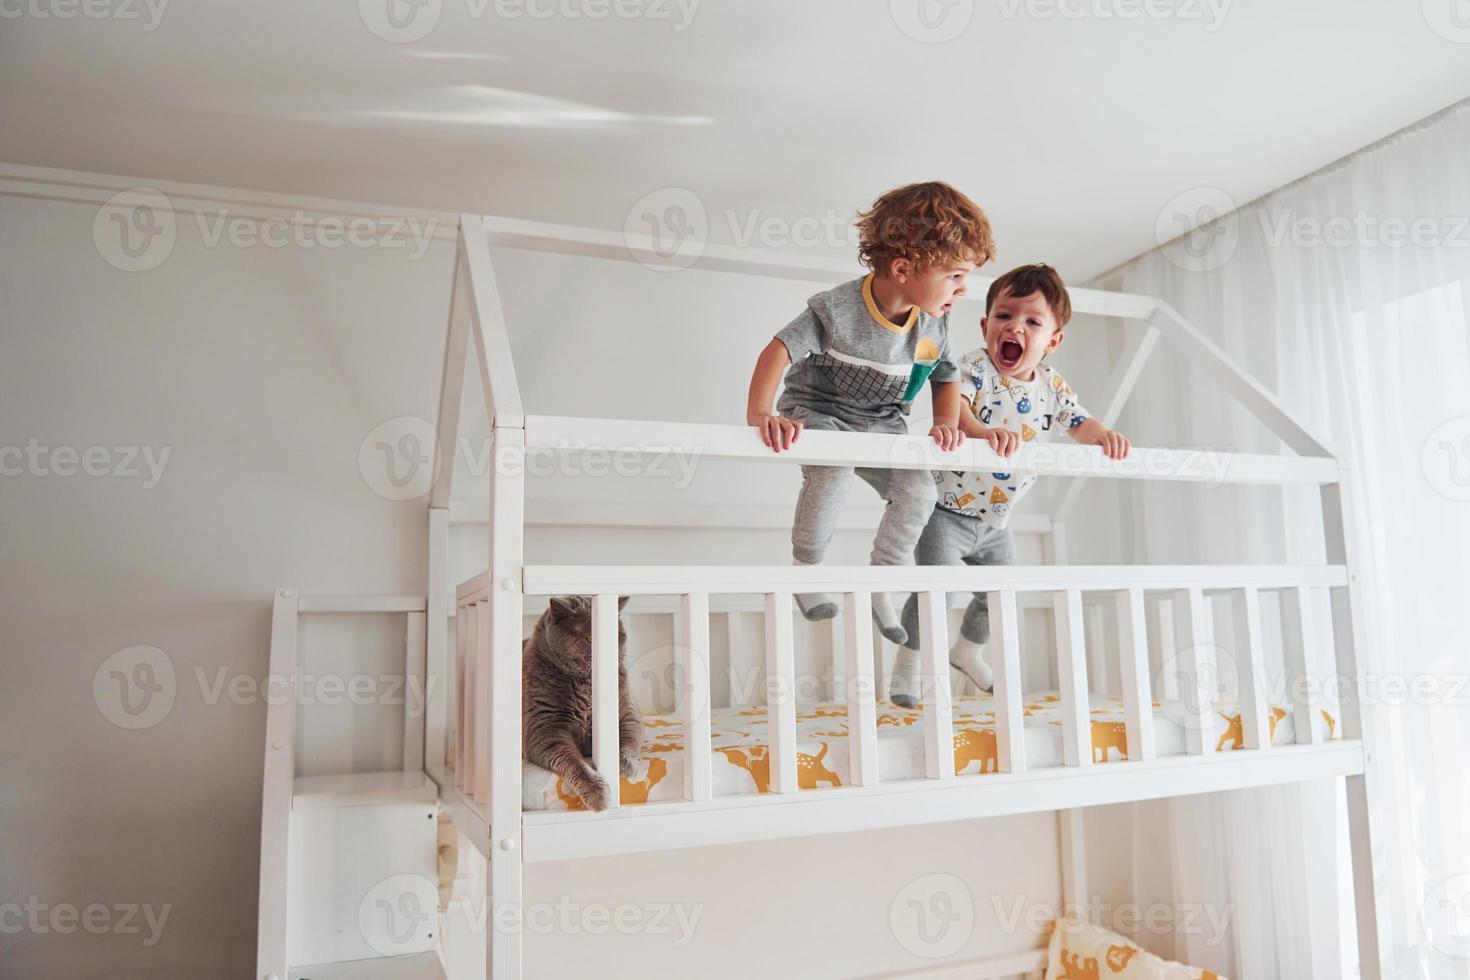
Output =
[
  {"x1": 423, "y1": 214, "x2": 1386, "y2": 980},
  {"x1": 449, "y1": 560, "x2": 1356, "y2": 818}
]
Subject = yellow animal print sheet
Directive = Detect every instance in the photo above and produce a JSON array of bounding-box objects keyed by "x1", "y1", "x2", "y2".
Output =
[{"x1": 522, "y1": 693, "x2": 1339, "y2": 812}]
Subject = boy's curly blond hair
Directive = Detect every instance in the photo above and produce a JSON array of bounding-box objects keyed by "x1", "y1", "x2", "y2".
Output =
[{"x1": 856, "y1": 181, "x2": 995, "y2": 274}]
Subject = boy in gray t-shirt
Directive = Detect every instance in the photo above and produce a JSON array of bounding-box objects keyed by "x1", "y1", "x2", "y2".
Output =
[{"x1": 745, "y1": 182, "x2": 996, "y2": 644}]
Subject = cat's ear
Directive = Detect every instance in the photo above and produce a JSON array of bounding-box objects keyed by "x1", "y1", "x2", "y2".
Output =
[
  {"x1": 548, "y1": 596, "x2": 580, "y2": 621},
  {"x1": 617, "y1": 595, "x2": 630, "y2": 610}
]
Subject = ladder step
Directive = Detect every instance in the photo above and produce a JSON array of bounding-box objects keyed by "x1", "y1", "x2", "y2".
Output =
[
  {"x1": 292, "y1": 771, "x2": 435, "y2": 810},
  {"x1": 289, "y1": 951, "x2": 446, "y2": 980}
]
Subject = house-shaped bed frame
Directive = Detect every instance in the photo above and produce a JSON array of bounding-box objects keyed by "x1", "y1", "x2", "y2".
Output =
[{"x1": 256, "y1": 214, "x2": 1388, "y2": 980}]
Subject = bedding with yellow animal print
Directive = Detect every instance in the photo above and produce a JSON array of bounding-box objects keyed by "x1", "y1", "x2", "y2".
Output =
[
  {"x1": 521, "y1": 691, "x2": 1327, "y2": 811},
  {"x1": 1045, "y1": 917, "x2": 1228, "y2": 979}
]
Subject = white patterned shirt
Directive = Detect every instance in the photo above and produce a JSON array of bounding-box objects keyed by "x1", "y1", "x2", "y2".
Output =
[{"x1": 934, "y1": 347, "x2": 1091, "y2": 528}]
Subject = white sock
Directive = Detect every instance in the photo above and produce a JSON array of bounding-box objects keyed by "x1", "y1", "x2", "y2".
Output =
[
  {"x1": 871, "y1": 592, "x2": 908, "y2": 644},
  {"x1": 793, "y1": 559, "x2": 838, "y2": 621},
  {"x1": 889, "y1": 647, "x2": 921, "y2": 708},
  {"x1": 949, "y1": 637, "x2": 994, "y2": 692}
]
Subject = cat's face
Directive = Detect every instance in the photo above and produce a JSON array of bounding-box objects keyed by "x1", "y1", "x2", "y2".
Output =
[{"x1": 542, "y1": 595, "x2": 628, "y2": 677}]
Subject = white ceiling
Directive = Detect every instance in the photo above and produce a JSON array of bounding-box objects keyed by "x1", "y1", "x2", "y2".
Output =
[{"x1": 3, "y1": 0, "x2": 1468, "y2": 281}]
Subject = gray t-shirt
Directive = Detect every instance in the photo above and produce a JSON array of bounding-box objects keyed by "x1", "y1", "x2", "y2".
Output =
[{"x1": 774, "y1": 274, "x2": 960, "y2": 424}]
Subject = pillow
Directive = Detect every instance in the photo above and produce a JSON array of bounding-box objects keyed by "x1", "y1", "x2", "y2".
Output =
[{"x1": 1044, "y1": 917, "x2": 1227, "y2": 980}]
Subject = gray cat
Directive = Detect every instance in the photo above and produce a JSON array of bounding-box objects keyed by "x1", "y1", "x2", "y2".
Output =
[{"x1": 522, "y1": 595, "x2": 642, "y2": 811}]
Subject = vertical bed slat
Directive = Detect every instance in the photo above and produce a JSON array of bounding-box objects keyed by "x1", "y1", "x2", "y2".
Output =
[
  {"x1": 764, "y1": 591, "x2": 798, "y2": 794},
  {"x1": 1233, "y1": 587, "x2": 1271, "y2": 749},
  {"x1": 1115, "y1": 588, "x2": 1156, "y2": 762},
  {"x1": 1053, "y1": 589, "x2": 1091, "y2": 766},
  {"x1": 725, "y1": 611, "x2": 760, "y2": 709},
  {"x1": 1172, "y1": 587, "x2": 1214, "y2": 755},
  {"x1": 841, "y1": 591, "x2": 879, "y2": 787},
  {"x1": 917, "y1": 589, "x2": 955, "y2": 780},
  {"x1": 591, "y1": 593, "x2": 621, "y2": 809},
  {"x1": 473, "y1": 599, "x2": 492, "y2": 803},
  {"x1": 403, "y1": 611, "x2": 427, "y2": 772},
  {"x1": 827, "y1": 612, "x2": 847, "y2": 705},
  {"x1": 680, "y1": 592, "x2": 713, "y2": 802},
  {"x1": 1281, "y1": 586, "x2": 1328, "y2": 744},
  {"x1": 989, "y1": 589, "x2": 1026, "y2": 773},
  {"x1": 460, "y1": 601, "x2": 478, "y2": 793},
  {"x1": 454, "y1": 602, "x2": 468, "y2": 786}
]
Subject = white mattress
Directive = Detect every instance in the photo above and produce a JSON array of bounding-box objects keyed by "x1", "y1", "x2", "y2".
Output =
[{"x1": 519, "y1": 692, "x2": 1337, "y2": 812}]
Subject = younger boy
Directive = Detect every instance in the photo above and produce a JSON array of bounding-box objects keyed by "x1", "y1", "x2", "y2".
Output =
[
  {"x1": 889, "y1": 264, "x2": 1130, "y2": 705},
  {"x1": 746, "y1": 182, "x2": 996, "y2": 644}
]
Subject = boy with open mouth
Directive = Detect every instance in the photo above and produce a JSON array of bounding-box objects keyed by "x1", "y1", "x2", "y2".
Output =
[{"x1": 889, "y1": 263, "x2": 1131, "y2": 706}]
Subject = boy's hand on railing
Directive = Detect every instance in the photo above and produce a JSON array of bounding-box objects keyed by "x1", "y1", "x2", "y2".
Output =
[
  {"x1": 976, "y1": 426, "x2": 1021, "y2": 458},
  {"x1": 1093, "y1": 429, "x2": 1131, "y2": 460},
  {"x1": 750, "y1": 412, "x2": 803, "y2": 452},
  {"x1": 929, "y1": 423, "x2": 964, "y2": 452}
]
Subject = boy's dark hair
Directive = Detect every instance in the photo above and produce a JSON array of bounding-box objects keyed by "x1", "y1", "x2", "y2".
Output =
[
  {"x1": 985, "y1": 263, "x2": 1072, "y2": 328},
  {"x1": 856, "y1": 181, "x2": 995, "y2": 274}
]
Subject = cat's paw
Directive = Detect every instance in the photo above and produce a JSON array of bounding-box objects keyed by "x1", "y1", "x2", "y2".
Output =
[
  {"x1": 578, "y1": 776, "x2": 611, "y2": 812},
  {"x1": 620, "y1": 750, "x2": 641, "y2": 779}
]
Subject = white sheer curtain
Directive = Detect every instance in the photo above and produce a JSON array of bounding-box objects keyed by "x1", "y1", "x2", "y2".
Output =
[{"x1": 1098, "y1": 99, "x2": 1470, "y2": 978}]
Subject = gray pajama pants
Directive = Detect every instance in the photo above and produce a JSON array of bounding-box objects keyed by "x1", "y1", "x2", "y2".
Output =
[
  {"x1": 899, "y1": 506, "x2": 1016, "y2": 649},
  {"x1": 786, "y1": 407, "x2": 937, "y2": 569}
]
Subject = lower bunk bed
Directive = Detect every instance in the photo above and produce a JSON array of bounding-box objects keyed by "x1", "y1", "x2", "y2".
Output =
[{"x1": 510, "y1": 690, "x2": 1337, "y2": 813}]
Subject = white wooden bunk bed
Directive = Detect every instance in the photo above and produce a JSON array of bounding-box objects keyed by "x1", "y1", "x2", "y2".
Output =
[{"x1": 256, "y1": 215, "x2": 1389, "y2": 980}]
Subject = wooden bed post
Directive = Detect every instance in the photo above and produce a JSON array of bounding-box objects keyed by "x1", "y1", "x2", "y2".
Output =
[
  {"x1": 1321, "y1": 469, "x2": 1390, "y2": 979},
  {"x1": 256, "y1": 588, "x2": 298, "y2": 980},
  {"x1": 456, "y1": 214, "x2": 529, "y2": 980}
]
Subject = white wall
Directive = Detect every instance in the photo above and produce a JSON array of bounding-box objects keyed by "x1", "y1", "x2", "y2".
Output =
[{"x1": 0, "y1": 186, "x2": 1135, "y2": 978}]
